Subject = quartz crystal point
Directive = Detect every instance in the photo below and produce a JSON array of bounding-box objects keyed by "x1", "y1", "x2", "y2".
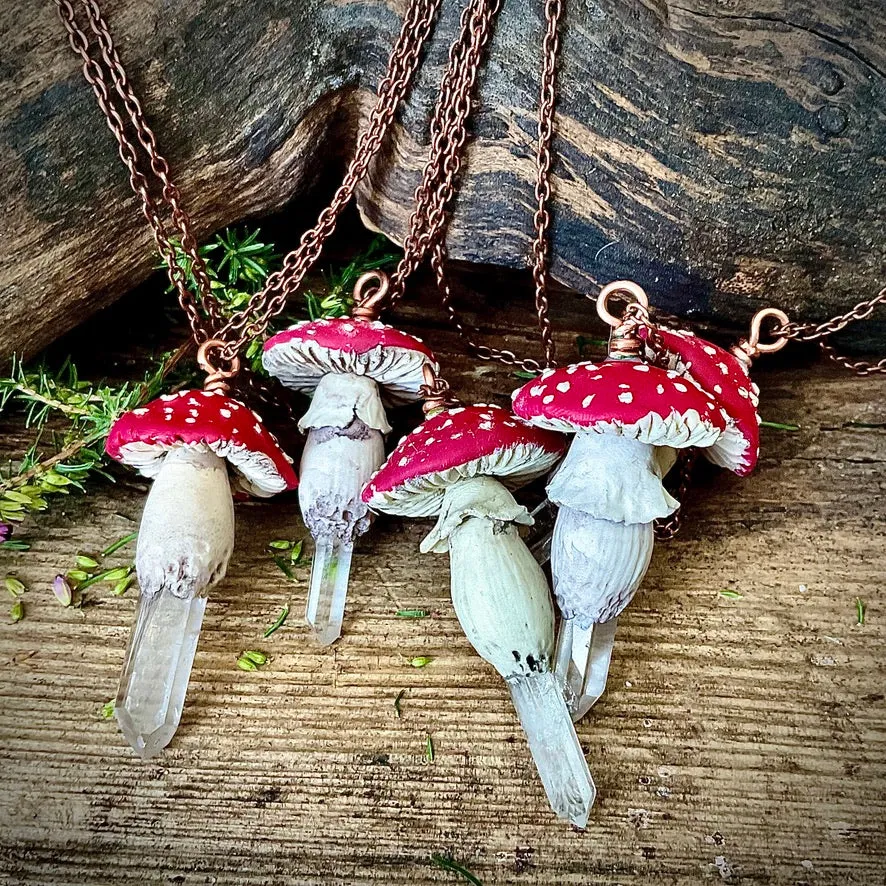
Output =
[
  {"x1": 421, "y1": 476, "x2": 595, "y2": 826},
  {"x1": 298, "y1": 373, "x2": 386, "y2": 646},
  {"x1": 553, "y1": 617, "x2": 618, "y2": 722},
  {"x1": 116, "y1": 446, "x2": 234, "y2": 758}
]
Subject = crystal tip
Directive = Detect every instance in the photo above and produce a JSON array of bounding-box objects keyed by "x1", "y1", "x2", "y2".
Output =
[{"x1": 115, "y1": 706, "x2": 177, "y2": 760}]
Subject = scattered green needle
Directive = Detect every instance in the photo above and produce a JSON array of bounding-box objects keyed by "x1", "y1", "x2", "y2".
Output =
[
  {"x1": 425, "y1": 733, "x2": 435, "y2": 763},
  {"x1": 856, "y1": 598, "x2": 865, "y2": 625},
  {"x1": 10, "y1": 600, "x2": 24, "y2": 622},
  {"x1": 394, "y1": 689, "x2": 406, "y2": 719},
  {"x1": 4, "y1": 577, "x2": 25, "y2": 597},
  {"x1": 760, "y1": 420, "x2": 800, "y2": 431},
  {"x1": 263, "y1": 604, "x2": 290, "y2": 638},
  {"x1": 102, "y1": 532, "x2": 138, "y2": 557},
  {"x1": 409, "y1": 656, "x2": 433, "y2": 668},
  {"x1": 396, "y1": 609, "x2": 428, "y2": 619},
  {"x1": 74, "y1": 565, "x2": 133, "y2": 592},
  {"x1": 430, "y1": 854, "x2": 483, "y2": 886},
  {"x1": 512, "y1": 370, "x2": 538, "y2": 380},
  {"x1": 100, "y1": 700, "x2": 115, "y2": 719},
  {"x1": 719, "y1": 589, "x2": 743, "y2": 599}
]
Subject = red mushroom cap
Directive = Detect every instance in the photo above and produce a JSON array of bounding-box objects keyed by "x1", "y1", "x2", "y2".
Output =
[
  {"x1": 262, "y1": 317, "x2": 436, "y2": 404},
  {"x1": 362, "y1": 404, "x2": 567, "y2": 517},
  {"x1": 512, "y1": 360, "x2": 726, "y2": 448},
  {"x1": 650, "y1": 327, "x2": 760, "y2": 475},
  {"x1": 106, "y1": 389, "x2": 298, "y2": 497}
]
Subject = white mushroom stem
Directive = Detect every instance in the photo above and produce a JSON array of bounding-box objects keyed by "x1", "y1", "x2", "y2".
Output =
[
  {"x1": 298, "y1": 372, "x2": 387, "y2": 646},
  {"x1": 117, "y1": 446, "x2": 235, "y2": 759},
  {"x1": 420, "y1": 475, "x2": 596, "y2": 828},
  {"x1": 546, "y1": 431, "x2": 677, "y2": 721}
]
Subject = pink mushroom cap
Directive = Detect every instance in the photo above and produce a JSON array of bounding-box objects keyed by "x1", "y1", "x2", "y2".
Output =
[
  {"x1": 262, "y1": 317, "x2": 436, "y2": 404},
  {"x1": 649, "y1": 327, "x2": 761, "y2": 475},
  {"x1": 512, "y1": 359, "x2": 726, "y2": 448},
  {"x1": 362, "y1": 404, "x2": 567, "y2": 517},
  {"x1": 106, "y1": 389, "x2": 298, "y2": 497}
]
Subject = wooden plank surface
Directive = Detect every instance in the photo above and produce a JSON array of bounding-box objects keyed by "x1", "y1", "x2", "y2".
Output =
[{"x1": 0, "y1": 290, "x2": 885, "y2": 885}]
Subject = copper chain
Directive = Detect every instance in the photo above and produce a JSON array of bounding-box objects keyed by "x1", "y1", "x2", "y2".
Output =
[
  {"x1": 773, "y1": 284, "x2": 886, "y2": 375},
  {"x1": 431, "y1": 0, "x2": 562, "y2": 373},
  {"x1": 55, "y1": 0, "x2": 219, "y2": 345},
  {"x1": 59, "y1": 0, "x2": 443, "y2": 368}
]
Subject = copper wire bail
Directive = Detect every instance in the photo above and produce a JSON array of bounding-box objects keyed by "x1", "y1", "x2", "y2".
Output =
[
  {"x1": 197, "y1": 338, "x2": 240, "y2": 393},
  {"x1": 733, "y1": 307, "x2": 791, "y2": 366},
  {"x1": 594, "y1": 280, "x2": 651, "y2": 357},
  {"x1": 421, "y1": 364, "x2": 456, "y2": 417},
  {"x1": 351, "y1": 270, "x2": 391, "y2": 322}
]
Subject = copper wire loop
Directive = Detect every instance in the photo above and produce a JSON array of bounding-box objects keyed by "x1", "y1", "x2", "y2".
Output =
[
  {"x1": 420, "y1": 364, "x2": 457, "y2": 416},
  {"x1": 595, "y1": 280, "x2": 651, "y2": 328},
  {"x1": 351, "y1": 270, "x2": 391, "y2": 321},
  {"x1": 743, "y1": 307, "x2": 791, "y2": 358}
]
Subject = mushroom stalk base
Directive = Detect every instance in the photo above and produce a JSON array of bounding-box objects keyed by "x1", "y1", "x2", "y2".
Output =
[
  {"x1": 117, "y1": 446, "x2": 234, "y2": 759},
  {"x1": 554, "y1": 617, "x2": 618, "y2": 722},
  {"x1": 305, "y1": 535, "x2": 354, "y2": 647},
  {"x1": 299, "y1": 373, "x2": 386, "y2": 646},
  {"x1": 508, "y1": 671, "x2": 597, "y2": 828},
  {"x1": 424, "y1": 476, "x2": 595, "y2": 826}
]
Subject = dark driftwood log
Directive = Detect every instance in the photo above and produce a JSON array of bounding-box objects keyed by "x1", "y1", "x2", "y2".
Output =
[{"x1": 2, "y1": 0, "x2": 885, "y2": 358}]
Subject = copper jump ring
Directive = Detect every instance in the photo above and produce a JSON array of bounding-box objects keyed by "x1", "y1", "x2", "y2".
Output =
[
  {"x1": 746, "y1": 307, "x2": 791, "y2": 355},
  {"x1": 351, "y1": 270, "x2": 392, "y2": 322},
  {"x1": 595, "y1": 280, "x2": 651, "y2": 328},
  {"x1": 197, "y1": 338, "x2": 241, "y2": 393}
]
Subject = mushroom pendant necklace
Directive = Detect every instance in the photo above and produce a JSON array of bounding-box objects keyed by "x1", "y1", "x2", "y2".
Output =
[
  {"x1": 104, "y1": 346, "x2": 298, "y2": 757},
  {"x1": 512, "y1": 281, "x2": 773, "y2": 723},
  {"x1": 262, "y1": 273, "x2": 437, "y2": 646},
  {"x1": 363, "y1": 367, "x2": 597, "y2": 827}
]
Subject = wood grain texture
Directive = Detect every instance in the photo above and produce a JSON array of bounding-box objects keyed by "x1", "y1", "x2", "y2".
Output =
[
  {"x1": 0, "y1": 283, "x2": 884, "y2": 884},
  {"x1": 2, "y1": 0, "x2": 885, "y2": 359}
]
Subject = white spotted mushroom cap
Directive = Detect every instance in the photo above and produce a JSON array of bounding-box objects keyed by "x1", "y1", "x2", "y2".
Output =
[
  {"x1": 361, "y1": 404, "x2": 567, "y2": 518},
  {"x1": 105, "y1": 389, "x2": 298, "y2": 497},
  {"x1": 511, "y1": 360, "x2": 726, "y2": 448},
  {"x1": 649, "y1": 327, "x2": 761, "y2": 475},
  {"x1": 262, "y1": 317, "x2": 436, "y2": 405}
]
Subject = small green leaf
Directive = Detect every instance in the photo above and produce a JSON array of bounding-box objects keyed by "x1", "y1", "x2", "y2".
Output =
[
  {"x1": 67, "y1": 569, "x2": 90, "y2": 584},
  {"x1": 5, "y1": 577, "x2": 25, "y2": 597},
  {"x1": 237, "y1": 656, "x2": 259, "y2": 672},
  {"x1": 856, "y1": 598, "x2": 865, "y2": 626},
  {"x1": 394, "y1": 689, "x2": 406, "y2": 719},
  {"x1": 111, "y1": 576, "x2": 134, "y2": 597},
  {"x1": 289, "y1": 540, "x2": 305, "y2": 564},
  {"x1": 429, "y1": 855, "x2": 483, "y2": 886},
  {"x1": 425, "y1": 733, "x2": 435, "y2": 763},
  {"x1": 272, "y1": 555, "x2": 296, "y2": 582},
  {"x1": 719, "y1": 589, "x2": 743, "y2": 600},
  {"x1": 98, "y1": 567, "x2": 132, "y2": 583},
  {"x1": 409, "y1": 656, "x2": 433, "y2": 668},
  {"x1": 512, "y1": 370, "x2": 539, "y2": 380},
  {"x1": 10, "y1": 600, "x2": 24, "y2": 622},
  {"x1": 75, "y1": 555, "x2": 99, "y2": 570},
  {"x1": 241, "y1": 649, "x2": 268, "y2": 666},
  {"x1": 102, "y1": 532, "x2": 138, "y2": 557},
  {"x1": 263, "y1": 604, "x2": 290, "y2": 638},
  {"x1": 396, "y1": 609, "x2": 428, "y2": 619},
  {"x1": 268, "y1": 539, "x2": 293, "y2": 551},
  {"x1": 100, "y1": 700, "x2": 115, "y2": 720},
  {"x1": 0, "y1": 541, "x2": 30, "y2": 552},
  {"x1": 760, "y1": 420, "x2": 800, "y2": 431}
]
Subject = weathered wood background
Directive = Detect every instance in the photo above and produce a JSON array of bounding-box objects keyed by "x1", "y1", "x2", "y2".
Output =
[
  {"x1": 2, "y1": 0, "x2": 885, "y2": 359},
  {"x1": 0, "y1": 269, "x2": 884, "y2": 885}
]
